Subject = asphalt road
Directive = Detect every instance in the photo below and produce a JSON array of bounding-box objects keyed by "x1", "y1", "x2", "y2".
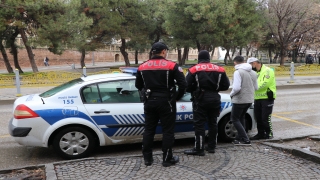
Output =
[{"x1": 0, "y1": 85, "x2": 320, "y2": 170}]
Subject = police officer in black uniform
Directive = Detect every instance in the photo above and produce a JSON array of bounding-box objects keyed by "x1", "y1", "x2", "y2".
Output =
[
  {"x1": 184, "y1": 50, "x2": 230, "y2": 156},
  {"x1": 135, "y1": 42, "x2": 186, "y2": 167}
]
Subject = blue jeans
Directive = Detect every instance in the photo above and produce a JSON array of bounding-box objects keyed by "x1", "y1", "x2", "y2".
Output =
[{"x1": 231, "y1": 103, "x2": 251, "y2": 141}]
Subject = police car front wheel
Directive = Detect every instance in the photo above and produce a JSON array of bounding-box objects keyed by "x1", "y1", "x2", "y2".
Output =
[{"x1": 53, "y1": 127, "x2": 96, "y2": 159}]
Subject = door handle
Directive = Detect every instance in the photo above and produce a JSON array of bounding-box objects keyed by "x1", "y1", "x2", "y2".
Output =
[{"x1": 94, "y1": 110, "x2": 110, "y2": 114}]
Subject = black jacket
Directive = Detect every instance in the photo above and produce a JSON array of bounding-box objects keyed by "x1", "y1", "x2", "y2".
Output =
[
  {"x1": 186, "y1": 60, "x2": 230, "y2": 99},
  {"x1": 135, "y1": 56, "x2": 187, "y2": 100}
]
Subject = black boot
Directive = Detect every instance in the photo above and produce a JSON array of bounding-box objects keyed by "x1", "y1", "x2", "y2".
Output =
[
  {"x1": 204, "y1": 145, "x2": 215, "y2": 153},
  {"x1": 143, "y1": 151, "x2": 153, "y2": 166},
  {"x1": 250, "y1": 134, "x2": 265, "y2": 140},
  {"x1": 144, "y1": 158, "x2": 153, "y2": 166},
  {"x1": 184, "y1": 135, "x2": 205, "y2": 156},
  {"x1": 184, "y1": 148, "x2": 205, "y2": 156},
  {"x1": 162, "y1": 156, "x2": 179, "y2": 167}
]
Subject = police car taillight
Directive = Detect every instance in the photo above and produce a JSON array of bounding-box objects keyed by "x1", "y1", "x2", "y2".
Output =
[{"x1": 14, "y1": 104, "x2": 39, "y2": 119}]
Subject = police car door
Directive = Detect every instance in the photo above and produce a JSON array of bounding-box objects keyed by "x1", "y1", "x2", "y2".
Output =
[
  {"x1": 82, "y1": 79, "x2": 144, "y2": 143},
  {"x1": 175, "y1": 93, "x2": 196, "y2": 139}
]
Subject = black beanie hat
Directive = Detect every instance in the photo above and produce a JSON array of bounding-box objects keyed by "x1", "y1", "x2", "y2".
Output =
[{"x1": 198, "y1": 50, "x2": 210, "y2": 63}]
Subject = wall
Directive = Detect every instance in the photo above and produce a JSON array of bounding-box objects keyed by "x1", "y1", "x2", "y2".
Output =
[
  {"x1": 0, "y1": 47, "x2": 219, "y2": 68},
  {"x1": 0, "y1": 49, "x2": 151, "y2": 68}
]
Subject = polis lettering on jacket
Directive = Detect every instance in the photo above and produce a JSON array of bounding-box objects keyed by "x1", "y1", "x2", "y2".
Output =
[
  {"x1": 189, "y1": 63, "x2": 225, "y2": 74},
  {"x1": 143, "y1": 60, "x2": 167, "y2": 67},
  {"x1": 139, "y1": 59, "x2": 175, "y2": 71}
]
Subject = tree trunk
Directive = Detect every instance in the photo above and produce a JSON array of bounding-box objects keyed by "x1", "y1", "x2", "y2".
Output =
[
  {"x1": 225, "y1": 47, "x2": 233, "y2": 64},
  {"x1": 211, "y1": 47, "x2": 215, "y2": 60},
  {"x1": 246, "y1": 45, "x2": 252, "y2": 60},
  {"x1": 19, "y1": 28, "x2": 38, "y2": 72},
  {"x1": 9, "y1": 29, "x2": 23, "y2": 73},
  {"x1": 279, "y1": 47, "x2": 285, "y2": 66},
  {"x1": 182, "y1": 46, "x2": 189, "y2": 65},
  {"x1": 149, "y1": 49, "x2": 152, "y2": 59},
  {"x1": 224, "y1": 48, "x2": 230, "y2": 65},
  {"x1": 120, "y1": 38, "x2": 130, "y2": 66},
  {"x1": 177, "y1": 47, "x2": 182, "y2": 65},
  {"x1": 268, "y1": 47, "x2": 272, "y2": 64},
  {"x1": 0, "y1": 42, "x2": 13, "y2": 73},
  {"x1": 247, "y1": 49, "x2": 251, "y2": 58},
  {"x1": 292, "y1": 48, "x2": 298, "y2": 63},
  {"x1": 135, "y1": 50, "x2": 138, "y2": 64},
  {"x1": 231, "y1": 46, "x2": 236, "y2": 58},
  {"x1": 239, "y1": 47, "x2": 242, "y2": 56},
  {"x1": 80, "y1": 49, "x2": 86, "y2": 68},
  {"x1": 196, "y1": 40, "x2": 201, "y2": 52}
]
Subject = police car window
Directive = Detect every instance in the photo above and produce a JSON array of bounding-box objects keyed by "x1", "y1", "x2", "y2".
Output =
[
  {"x1": 179, "y1": 93, "x2": 192, "y2": 102},
  {"x1": 97, "y1": 79, "x2": 140, "y2": 103},
  {"x1": 82, "y1": 84, "x2": 101, "y2": 103},
  {"x1": 40, "y1": 78, "x2": 84, "y2": 98}
]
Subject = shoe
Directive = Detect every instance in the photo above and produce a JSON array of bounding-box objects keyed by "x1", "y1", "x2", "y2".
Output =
[
  {"x1": 144, "y1": 158, "x2": 154, "y2": 166},
  {"x1": 204, "y1": 145, "x2": 215, "y2": 153},
  {"x1": 162, "y1": 156, "x2": 179, "y2": 167},
  {"x1": 184, "y1": 148, "x2": 205, "y2": 156},
  {"x1": 263, "y1": 135, "x2": 273, "y2": 140},
  {"x1": 232, "y1": 139, "x2": 251, "y2": 146},
  {"x1": 249, "y1": 134, "x2": 264, "y2": 140}
]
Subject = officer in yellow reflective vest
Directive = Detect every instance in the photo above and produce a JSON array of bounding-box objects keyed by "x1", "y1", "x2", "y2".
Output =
[{"x1": 247, "y1": 57, "x2": 276, "y2": 140}]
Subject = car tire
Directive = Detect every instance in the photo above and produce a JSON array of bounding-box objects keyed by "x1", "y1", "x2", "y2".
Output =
[
  {"x1": 53, "y1": 127, "x2": 96, "y2": 159},
  {"x1": 218, "y1": 114, "x2": 237, "y2": 142},
  {"x1": 218, "y1": 114, "x2": 251, "y2": 142}
]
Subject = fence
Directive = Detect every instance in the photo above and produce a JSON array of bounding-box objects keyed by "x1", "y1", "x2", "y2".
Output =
[{"x1": 1, "y1": 64, "x2": 320, "y2": 88}]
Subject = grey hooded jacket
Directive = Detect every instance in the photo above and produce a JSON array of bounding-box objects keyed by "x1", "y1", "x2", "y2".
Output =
[{"x1": 230, "y1": 63, "x2": 258, "y2": 104}]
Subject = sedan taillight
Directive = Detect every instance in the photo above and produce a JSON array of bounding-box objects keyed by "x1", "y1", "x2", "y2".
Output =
[{"x1": 14, "y1": 104, "x2": 39, "y2": 119}]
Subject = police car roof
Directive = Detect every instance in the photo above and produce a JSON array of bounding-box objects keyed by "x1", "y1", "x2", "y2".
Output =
[{"x1": 81, "y1": 73, "x2": 133, "y2": 82}]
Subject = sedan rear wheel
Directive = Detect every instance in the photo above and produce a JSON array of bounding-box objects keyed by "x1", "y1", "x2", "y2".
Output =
[{"x1": 53, "y1": 127, "x2": 96, "y2": 159}]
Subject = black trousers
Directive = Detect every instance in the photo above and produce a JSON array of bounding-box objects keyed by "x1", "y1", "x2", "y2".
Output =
[
  {"x1": 142, "y1": 98, "x2": 176, "y2": 162},
  {"x1": 254, "y1": 99, "x2": 274, "y2": 138},
  {"x1": 231, "y1": 103, "x2": 251, "y2": 141},
  {"x1": 193, "y1": 100, "x2": 220, "y2": 150}
]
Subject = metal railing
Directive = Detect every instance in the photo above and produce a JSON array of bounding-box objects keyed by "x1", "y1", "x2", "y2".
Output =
[{"x1": 1, "y1": 64, "x2": 320, "y2": 89}]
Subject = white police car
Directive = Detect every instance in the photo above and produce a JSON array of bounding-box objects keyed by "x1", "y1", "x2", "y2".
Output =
[{"x1": 9, "y1": 68, "x2": 256, "y2": 159}]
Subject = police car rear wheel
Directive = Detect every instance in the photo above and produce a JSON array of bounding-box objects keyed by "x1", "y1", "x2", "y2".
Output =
[
  {"x1": 53, "y1": 127, "x2": 96, "y2": 159},
  {"x1": 218, "y1": 115, "x2": 237, "y2": 142}
]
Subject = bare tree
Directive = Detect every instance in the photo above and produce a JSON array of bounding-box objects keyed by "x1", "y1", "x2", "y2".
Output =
[{"x1": 265, "y1": 0, "x2": 320, "y2": 66}]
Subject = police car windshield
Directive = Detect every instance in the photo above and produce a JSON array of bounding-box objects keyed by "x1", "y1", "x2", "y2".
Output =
[{"x1": 39, "y1": 78, "x2": 84, "y2": 98}]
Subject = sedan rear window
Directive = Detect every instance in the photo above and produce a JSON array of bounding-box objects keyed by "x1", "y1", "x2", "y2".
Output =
[{"x1": 39, "y1": 78, "x2": 84, "y2": 98}]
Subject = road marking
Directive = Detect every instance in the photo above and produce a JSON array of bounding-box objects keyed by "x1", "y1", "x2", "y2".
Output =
[
  {"x1": 272, "y1": 114, "x2": 320, "y2": 130},
  {"x1": 0, "y1": 134, "x2": 10, "y2": 138},
  {"x1": 273, "y1": 110, "x2": 314, "y2": 115}
]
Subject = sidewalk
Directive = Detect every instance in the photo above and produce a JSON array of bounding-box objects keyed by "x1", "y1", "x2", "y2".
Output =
[{"x1": 1, "y1": 142, "x2": 320, "y2": 180}]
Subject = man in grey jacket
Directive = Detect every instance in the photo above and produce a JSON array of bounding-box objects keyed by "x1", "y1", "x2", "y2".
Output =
[{"x1": 230, "y1": 56, "x2": 258, "y2": 145}]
